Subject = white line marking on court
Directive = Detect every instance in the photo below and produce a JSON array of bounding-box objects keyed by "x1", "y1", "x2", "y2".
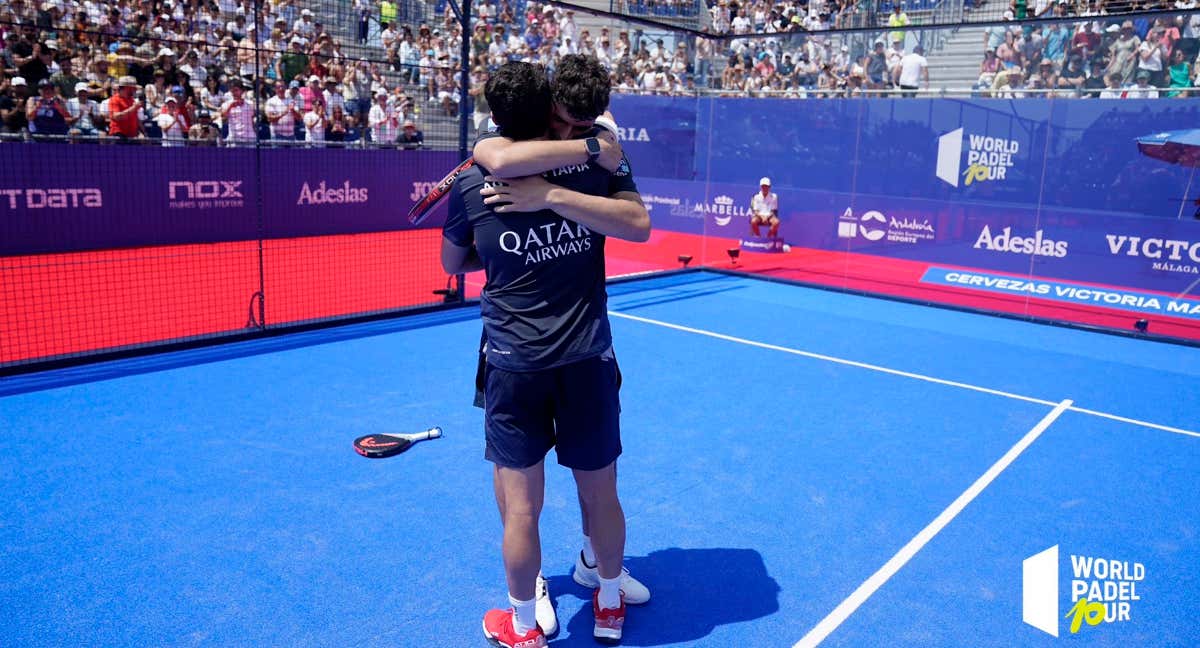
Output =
[
  {"x1": 792, "y1": 399, "x2": 1073, "y2": 648},
  {"x1": 608, "y1": 311, "x2": 1199, "y2": 439}
]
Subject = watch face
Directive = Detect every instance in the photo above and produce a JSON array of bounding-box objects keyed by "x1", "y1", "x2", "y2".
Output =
[{"x1": 587, "y1": 137, "x2": 601, "y2": 155}]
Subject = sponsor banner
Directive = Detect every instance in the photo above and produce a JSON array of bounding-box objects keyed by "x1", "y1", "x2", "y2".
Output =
[
  {"x1": 609, "y1": 95, "x2": 696, "y2": 181},
  {"x1": 1, "y1": 145, "x2": 459, "y2": 255},
  {"x1": 921, "y1": 267, "x2": 1200, "y2": 320}
]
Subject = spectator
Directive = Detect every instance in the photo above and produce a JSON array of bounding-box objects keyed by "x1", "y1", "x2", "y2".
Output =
[
  {"x1": 107, "y1": 75, "x2": 142, "y2": 141},
  {"x1": 397, "y1": 119, "x2": 423, "y2": 148},
  {"x1": 50, "y1": 58, "x2": 81, "y2": 99},
  {"x1": 266, "y1": 80, "x2": 301, "y2": 142},
  {"x1": 369, "y1": 89, "x2": 398, "y2": 144},
  {"x1": 1107, "y1": 21, "x2": 1142, "y2": 85},
  {"x1": 867, "y1": 41, "x2": 889, "y2": 90},
  {"x1": 1, "y1": 77, "x2": 32, "y2": 135},
  {"x1": 895, "y1": 44, "x2": 929, "y2": 97},
  {"x1": 27, "y1": 78, "x2": 71, "y2": 141},
  {"x1": 188, "y1": 109, "x2": 220, "y2": 145},
  {"x1": 888, "y1": 3, "x2": 910, "y2": 48},
  {"x1": 220, "y1": 78, "x2": 255, "y2": 144},
  {"x1": 67, "y1": 82, "x2": 101, "y2": 138},
  {"x1": 1167, "y1": 49, "x2": 1191, "y2": 96},
  {"x1": 1136, "y1": 28, "x2": 1167, "y2": 87},
  {"x1": 1099, "y1": 73, "x2": 1125, "y2": 98},
  {"x1": 156, "y1": 96, "x2": 186, "y2": 146},
  {"x1": 19, "y1": 42, "x2": 55, "y2": 87},
  {"x1": 303, "y1": 96, "x2": 327, "y2": 145},
  {"x1": 327, "y1": 103, "x2": 349, "y2": 144},
  {"x1": 1126, "y1": 69, "x2": 1160, "y2": 97}
]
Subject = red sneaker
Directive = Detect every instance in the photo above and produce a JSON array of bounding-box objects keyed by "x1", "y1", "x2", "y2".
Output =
[
  {"x1": 592, "y1": 589, "x2": 626, "y2": 644},
  {"x1": 482, "y1": 608, "x2": 546, "y2": 648}
]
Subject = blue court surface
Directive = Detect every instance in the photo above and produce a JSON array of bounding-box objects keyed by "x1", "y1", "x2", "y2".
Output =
[{"x1": 2, "y1": 271, "x2": 1198, "y2": 647}]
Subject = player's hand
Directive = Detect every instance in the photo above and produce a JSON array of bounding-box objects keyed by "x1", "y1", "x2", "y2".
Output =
[
  {"x1": 596, "y1": 130, "x2": 623, "y2": 173},
  {"x1": 480, "y1": 174, "x2": 552, "y2": 213}
]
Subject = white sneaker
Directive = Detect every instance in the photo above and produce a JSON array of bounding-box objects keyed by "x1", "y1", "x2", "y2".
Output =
[
  {"x1": 572, "y1": 551, "x2": 651, "y2": 604},
  {"x1": 535, "y1": 573, "x2": 558, "y2": 637}
]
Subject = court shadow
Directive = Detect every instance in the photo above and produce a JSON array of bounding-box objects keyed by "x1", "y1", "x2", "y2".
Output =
[{"x1": 548, "y1": 547, "x2": 780, "y2": 646}]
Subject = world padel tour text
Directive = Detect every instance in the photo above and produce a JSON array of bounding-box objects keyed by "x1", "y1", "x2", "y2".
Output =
[{"x1": 1066, "y1": 554, "x2": 1146, "y2": 634}]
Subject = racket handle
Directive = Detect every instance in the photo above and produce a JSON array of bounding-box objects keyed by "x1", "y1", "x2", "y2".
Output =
[{"x1": 424, "y1": 426, "x2": 443, "y2": 440}]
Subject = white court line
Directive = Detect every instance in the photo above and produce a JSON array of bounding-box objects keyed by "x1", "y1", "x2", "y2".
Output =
[
  {"x1": 608, "y1": 311, "x2": 1199, "y2": 439},
  {"x1": 792, "y1": 399, "x2": 1073, "y2": 648}
]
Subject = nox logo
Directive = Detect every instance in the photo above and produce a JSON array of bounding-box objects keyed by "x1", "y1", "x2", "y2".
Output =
[{"x1": 168, "y1": 181, "x2": 243, "y2": 200}]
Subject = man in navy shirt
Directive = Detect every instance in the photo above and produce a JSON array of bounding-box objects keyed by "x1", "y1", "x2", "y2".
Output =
[
  {"x1": 442, "y1": 60, "x2": 649, "y2": 647},
  {"x1": 470, "y1": 54, "x2": 654, "y2": 639}
]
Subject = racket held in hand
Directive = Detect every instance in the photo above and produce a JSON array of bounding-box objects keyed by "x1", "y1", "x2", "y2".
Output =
[
  {"x1": 353, "y1": 427, "x2": 443, "y2": 458},
  {"x1": 408, "y1": 157, "x2": 475, "y2": 226}
]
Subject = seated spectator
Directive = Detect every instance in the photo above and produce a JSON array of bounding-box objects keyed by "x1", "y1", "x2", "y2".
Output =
[
  {"x1": 397, "y1": 119, "x2": 423, "y2": 149},
  {"x1": 327, "y1": 104, "x2": 349, "y2": 144},
  {"x1": 1099, "y1": 73, "x2": 1125, "y2": 98},
  {"x1": 1168, "y1": 49, "x2": 1192, "y2": 96},
  {"x1": 1125, "y1": 69, "x2": 1161, "y2": 97}
]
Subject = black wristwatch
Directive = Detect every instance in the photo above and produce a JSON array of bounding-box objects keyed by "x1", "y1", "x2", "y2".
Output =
[{"x1": 585, "y1": 136, "x2": 601, "y2": 163}]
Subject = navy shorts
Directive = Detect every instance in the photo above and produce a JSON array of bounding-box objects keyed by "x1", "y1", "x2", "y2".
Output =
[{"x1": 483, "y1": 350, "x2": 622, "y2": 471}]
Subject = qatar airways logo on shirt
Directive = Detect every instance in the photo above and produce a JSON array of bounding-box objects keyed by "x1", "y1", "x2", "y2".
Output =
[{"x1": 499, "y1": 221, "x2": 594, "y2": 266}]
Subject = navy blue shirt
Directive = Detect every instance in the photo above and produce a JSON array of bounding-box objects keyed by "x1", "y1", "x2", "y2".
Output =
[{"x1": 443, "y1": 137, "x2": 638, "y2": 372}]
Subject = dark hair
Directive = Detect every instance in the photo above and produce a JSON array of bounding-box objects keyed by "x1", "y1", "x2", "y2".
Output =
[
  {"x1": 485, "y1": 61, "x2": 551, "y2": 141},
  {"x1": 552, "y1": 54, "x2": 610, "y2": 121}
]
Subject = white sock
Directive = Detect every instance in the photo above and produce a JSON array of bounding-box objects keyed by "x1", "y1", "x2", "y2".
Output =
[
  {"x1": 598, "y1": 574, "x2": 622, "y2": 611},
  {"x1": 582, "y1": 535, "x2": 596, "y2": 567},
  {"x1": 509, "y1": 593, "x2": 537, "y2": 634}
]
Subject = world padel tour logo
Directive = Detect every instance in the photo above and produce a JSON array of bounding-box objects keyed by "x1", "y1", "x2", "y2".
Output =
[
  {"x1": 936, "y1": 128, "x2": 1020, "y2": 187},
  {"x1": 1023, "y1": 545, "x2": 1146, "y2": 638}
]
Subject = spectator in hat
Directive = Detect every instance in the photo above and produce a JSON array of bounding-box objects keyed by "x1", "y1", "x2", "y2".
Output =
[
  {"x1": 67, "y1": 82, "x2": 102, "y2": 138},
  {"x1": 1, "y1": 77, "x2": 32, "y2": 134},
  {"x1": 27, "y1": 78, "x2": 71, "y2": 141},
  {"x1": 397, "y1": 119, "x2": 423, "y2": 149},
  {"x1": 156, "y1": 95, "x2": 186, "y2": 146},
  {"x1": 368, "y1": 89, "x2": 398, "y2": 144},
  {"x1": 299, "y1": 74, "x2": 321, "y2": 111},
  {"x1": 1106, "y1": 21, "x2": 1141, "y2": 85},
  {"x1": 1125, "y1": 69, "x2": 1160, "y2": 97},
  {"x1": 750, "y1": 177, "x2": 780, "y2": 238},
  {"x1": 107, "y1": 75, "x2": 142, "y2": 140},
  {"x1": 220, "y1": 78, "x2": 255, "y2": 144},
  {"x1": 322, "y1": 76, "x2": 345, "y2": 117},
  {"x1": 266, "y1": 80, "x2": 302, "y2": 142},
  {"x1": 294, "y1": 8, "x2": 316, "y2": 41},
  {"x1": 188, "y1": 108, "x2": 220, "y2": 145}
]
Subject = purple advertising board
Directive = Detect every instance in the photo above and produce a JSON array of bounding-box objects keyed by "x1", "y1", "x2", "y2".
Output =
[{"x1": 0, "y1": 145, "x2": 461, "y2": 256}]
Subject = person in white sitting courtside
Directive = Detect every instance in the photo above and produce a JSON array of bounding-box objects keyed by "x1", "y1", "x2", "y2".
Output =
[{"x1": 750, "y1": 176, "x2": 780, "y2": 238}]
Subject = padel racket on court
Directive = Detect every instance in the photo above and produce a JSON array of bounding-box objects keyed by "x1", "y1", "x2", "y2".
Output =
[
  {"x1": 407, "y1": 158, "x2": 475, "y2": 226},
  {"x1": 353, "y1": 427, "x2": 442, "y2": 458}
]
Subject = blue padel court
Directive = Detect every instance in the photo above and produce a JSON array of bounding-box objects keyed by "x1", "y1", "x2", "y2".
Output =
[{"x1": 2, "y1": 271, "x2": 1198, "y2": 647}]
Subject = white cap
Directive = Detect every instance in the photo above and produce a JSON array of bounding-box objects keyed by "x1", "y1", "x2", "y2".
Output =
[
  {"x1": 158, "y1": 47, "x2": 175, "y2": 57},
  {"x1": 301, "y1": 8, "x2": 313, "y2": 15},
  {"x1": 759, "y1": 177, "x2": 771, "y2": 186},
  {"x1": 12, "y1": 76, "x2": 27, "y2": 86},
  {"x1": 75, "y1": 81, "x2": 90, "y2": 93}
]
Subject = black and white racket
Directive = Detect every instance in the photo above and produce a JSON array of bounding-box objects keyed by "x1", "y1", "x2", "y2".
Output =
[{"x1": 353, "y1": 427, "x2": 443, "y2": 458}]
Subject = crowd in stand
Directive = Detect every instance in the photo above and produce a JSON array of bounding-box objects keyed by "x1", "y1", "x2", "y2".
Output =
[
  {"x1": 0, "y1": 0, "x2": 431, "y2": 144},
  {"x1": 2, "y1": 0, "x2": 1198, "y2": 146},
  {"x1": 976, "y1": 11, "x2": 1200, "y2": 97}
]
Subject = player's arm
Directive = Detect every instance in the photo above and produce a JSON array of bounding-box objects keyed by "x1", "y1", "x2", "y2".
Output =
[
  {"x1": 472, "y1": 111, "x2": 623, "y2": 176},
  {"x1": 440, "y1": 239, "x2": 483, "y2": 274},
  {"x1": 440, "y1": 178, "x2": 484, "y2": 274},
  {"x1": 481, "y1": 174, "x2": 650, "y2": 242}
]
